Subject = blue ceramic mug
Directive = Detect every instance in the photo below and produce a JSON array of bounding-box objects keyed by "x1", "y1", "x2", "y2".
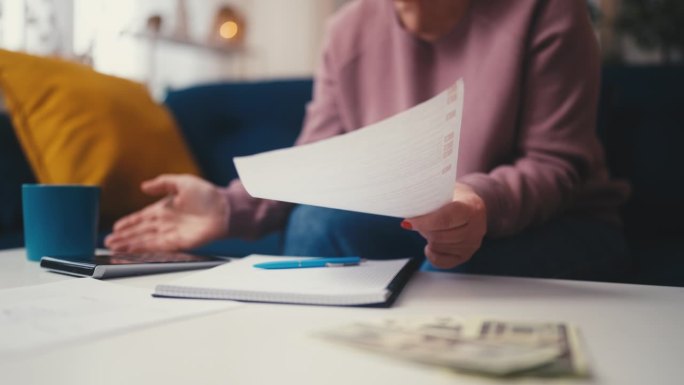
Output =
[{"x1": 22, "y1": 184, "x2": 100, "y2": 262}]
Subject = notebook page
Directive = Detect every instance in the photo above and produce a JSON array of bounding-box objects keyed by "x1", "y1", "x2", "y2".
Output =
[
  {"x1": 157, "y1": 255, "x2": 410, "y2": 297},
  {"x1": 234, "y1": 79, "x2": 464, "y2": 218}
]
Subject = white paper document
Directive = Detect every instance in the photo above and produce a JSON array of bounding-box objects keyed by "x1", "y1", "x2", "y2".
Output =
[
  {"x1": 0, "y1": 279, "x2": 239, "y2": 359},
  {"x1": 234, "y1": 79, "x2": 464, "y2": 218}
]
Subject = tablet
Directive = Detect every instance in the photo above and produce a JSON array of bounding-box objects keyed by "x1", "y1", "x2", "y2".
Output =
[{"x1": 40, "y1": 252, "x2": 229, "y2": 279}]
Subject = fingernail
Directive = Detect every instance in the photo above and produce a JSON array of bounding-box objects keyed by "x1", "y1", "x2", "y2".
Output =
[{"x1": 400, "y1": 220, "x2": 413, "y2": 230}]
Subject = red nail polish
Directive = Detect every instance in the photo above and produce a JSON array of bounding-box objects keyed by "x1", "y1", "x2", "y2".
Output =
[{"x1": 401, "y1": 220, "x2": 413, "y2": 230}]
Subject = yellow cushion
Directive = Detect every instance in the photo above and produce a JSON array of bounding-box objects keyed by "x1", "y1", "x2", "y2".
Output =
[{"x1": 0, "y1": 49, "x2": 201, "y2": 226}]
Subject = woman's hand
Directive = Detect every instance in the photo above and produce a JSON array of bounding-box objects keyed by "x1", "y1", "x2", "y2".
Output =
[
  {"x1": 402, "y1": 183, "x2": 487, "y2": 269},
  {"x1": 105, "y1": 174, "x2": 228, "y2": 252}
]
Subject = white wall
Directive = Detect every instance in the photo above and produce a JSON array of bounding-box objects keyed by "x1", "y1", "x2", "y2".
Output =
[
  {"x1": 1, "y1": 0, "x2": 346, "y2": 96},
  {"x1": 71, "y1": 0, "x2": 343, "y2": 97}
]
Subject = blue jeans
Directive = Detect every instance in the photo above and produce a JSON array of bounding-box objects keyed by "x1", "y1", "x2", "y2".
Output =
[{"x1": 283, "y1": 205, "x2": 632, "y2": 281}]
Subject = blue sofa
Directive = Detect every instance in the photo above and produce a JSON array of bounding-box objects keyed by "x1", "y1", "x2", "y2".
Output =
[
  {"x1": 0, "y1": 79, "x2": 312, "y2": 256},
  {"x1": 163, "y1": 79, "x2": 312, "y2": 256},
  {"x1": 1, "y1": 71, "x2": 682, "y2": 285},
  {"x1": 597, "y1": 67, "x2": 684, "y2": 287}
]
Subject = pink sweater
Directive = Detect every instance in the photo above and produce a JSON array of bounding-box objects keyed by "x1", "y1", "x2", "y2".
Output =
[{"x1": 222, "y1": 0, "x2": 629, "y2": 239}]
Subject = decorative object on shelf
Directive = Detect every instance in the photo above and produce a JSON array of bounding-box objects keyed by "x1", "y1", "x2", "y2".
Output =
[
  {"x1": 144, "y1": 14, "x2": 163, "y2": 91},
  {"x1": 127, "y1": 4, "x2": 242, "y2": 55},
  {"x1": 207, "y1": 5, "x2": 245, "y2": 47},
  {"x1": 174, "y1": 0, "x2": 189, "y2": 40},
  {"x1": 146, "y1": 14, "x2": 163, "y2": 36}
]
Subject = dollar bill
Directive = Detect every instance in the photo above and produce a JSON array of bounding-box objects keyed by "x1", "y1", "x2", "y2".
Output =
[
  {"x1": 316, "y1": 316, "x2": 590, "y2": 377},
  {"x1": 475, "y1": 319, "x2": 590, "y2": 377}
]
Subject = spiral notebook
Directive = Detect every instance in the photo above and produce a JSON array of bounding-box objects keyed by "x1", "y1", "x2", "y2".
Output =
[{"x1": 153, "y1": 255, "x2": 420, "y2": 307}]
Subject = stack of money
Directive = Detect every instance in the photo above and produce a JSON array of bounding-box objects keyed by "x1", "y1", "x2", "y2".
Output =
[{"x1": 317, "y1": 316, "x2": 590, "y2": 377}]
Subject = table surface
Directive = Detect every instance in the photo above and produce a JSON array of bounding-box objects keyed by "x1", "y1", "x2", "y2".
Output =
[{"x1": 1, "y1": 248, "x2": 683, "y2": 385}]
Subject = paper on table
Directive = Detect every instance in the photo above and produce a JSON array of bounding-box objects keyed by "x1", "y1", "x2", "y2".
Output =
[
  {"x1": 0, "y1": 279, "x2": 239, "y2": 360},
  {"x1": 234, "y1": 79, "x2": 464, "y2": 218}
]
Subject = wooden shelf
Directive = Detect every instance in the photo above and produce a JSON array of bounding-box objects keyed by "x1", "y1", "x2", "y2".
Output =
[{"x1": 124, "y1": 31, "x2": 244, "y2": 55}]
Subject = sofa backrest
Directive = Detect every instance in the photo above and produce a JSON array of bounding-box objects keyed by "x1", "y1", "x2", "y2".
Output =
[
  {"x1": 0, "y1": 113, "x2": 36, "y2": 237},
  {"x1": 165, "y1": 73, "x2": 684, "y2": 241},
  {"x1": 164, "y1": 79, "x2": 313, "y2": 187},
  {"x1": 3, "y1": 72, "x2": 682, "y2": 244},
  {"x1": 598, "y1": 66, "x2": 684, "y2": 239}
]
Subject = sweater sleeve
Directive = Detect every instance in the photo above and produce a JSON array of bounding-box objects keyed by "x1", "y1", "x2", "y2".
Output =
[
  {"x1": 221, "y1": 30, "x2": 346, "y2": 240},
  {"x1": 459, "y1": 0, "x2": 604, "y2": 237}
]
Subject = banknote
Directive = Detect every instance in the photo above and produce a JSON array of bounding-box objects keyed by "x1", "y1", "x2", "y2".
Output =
[
  {"x1": 475, "y1": 319, "x2": 590, "y2": 377},
  {"x1": 317, "y1": 316, "x2": 590, "y2": 377}
]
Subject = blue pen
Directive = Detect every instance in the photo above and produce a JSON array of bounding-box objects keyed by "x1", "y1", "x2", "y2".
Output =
[{"x1": 254, "y1": 257, "x2": 362, "y2": 269}]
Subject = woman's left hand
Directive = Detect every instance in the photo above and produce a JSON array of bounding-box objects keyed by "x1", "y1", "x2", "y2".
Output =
[{"x1": 402, "y1": 183, "x2": 487, "y2": 269}]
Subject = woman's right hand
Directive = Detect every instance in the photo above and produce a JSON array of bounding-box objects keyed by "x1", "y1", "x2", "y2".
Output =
[{"x1": 104, "y1": 174, "x2": 229, "y2": 252}]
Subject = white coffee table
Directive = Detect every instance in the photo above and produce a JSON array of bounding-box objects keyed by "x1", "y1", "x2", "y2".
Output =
[{"x1": 1, "y1": 248, "x2": 683, "y2": 385}]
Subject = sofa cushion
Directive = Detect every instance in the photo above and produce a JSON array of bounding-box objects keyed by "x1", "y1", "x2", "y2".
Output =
[
  {"x1": 162, "y1": 80, "x2": 312, "y2": 256},
  {"x1": 164, "y1": 80, "x2": 313, "y2": 186},
  {"x1": 0, "y1": 49, "x2": 201, "y2": 227}
]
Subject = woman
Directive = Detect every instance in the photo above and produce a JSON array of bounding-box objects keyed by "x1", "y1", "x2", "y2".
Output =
[{"x1": 106, "y1": 0, "x2": 630, "y2": 280}]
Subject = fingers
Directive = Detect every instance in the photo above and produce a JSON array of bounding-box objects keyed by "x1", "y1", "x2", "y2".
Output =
[
  {"x1": 400, "y1": 201, "x2": 486, "y2": 270},
  {"x1": 421, "y1": 230, "x2": 482, "y2": 266},
  {"x1": 141, "y1": 174, "x2": 185, "y2": 197},
  {"x1": 108, "y1": 217, "x2": 161, "y2": 246},
  {"x1": 106, "y1": 217, "x2": 158, "y2": 251},
  {"x1": 112, "y1": 198, "x2": 168, "y2": 233},
  {"x1": 106, "y1": 227, "x2": 158, "y2": 252},
  {"x1": 112, "y1": 210, "x2": 148, "y2": 234},
  {"x1": 106, "y1": 202, "x2": 202, "y2": 252},
  {"x1": 124, "y1": 228, "x2": 193, "y2": 252},
  {"x1": 417, "y1": 227, "x2": 470, "y2": 245},
  {"x1": 111, "y1": 233, "x2": 172, "y2": 253},
  {"x1": 106, "y1": 222, "x2": 180, "y2": 252},
  {"x1": 124, "y1": 232, "x2": 177, "y2": 253},
  {"x1": 405, "y1": 201, "x2": 471, "y2": 231},
  {"x1": 424, "y1": 245, "x2": 467, "y2": 269},
  {"x1": 107, "y1": 201, "x2": 169, "y2": 251}
]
